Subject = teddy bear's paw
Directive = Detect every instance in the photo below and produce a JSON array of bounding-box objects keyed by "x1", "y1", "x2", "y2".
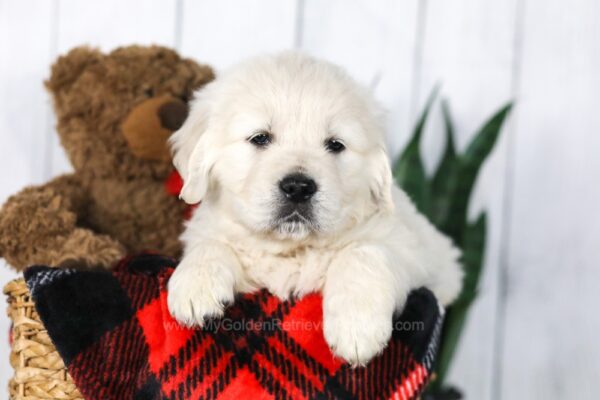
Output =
[
  {"x1": 167, "y1": 261, "x2": 235, "y2": 328},
  {"x1": 56, "y1": 229, "x2": 126, "y2": 270},
  {"x1": 323, "y1": 301, "x2": 393, "y2": 367}
]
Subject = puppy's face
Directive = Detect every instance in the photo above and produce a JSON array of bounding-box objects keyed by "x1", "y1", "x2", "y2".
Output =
[{"x1": 171, "y1": 53, "x2": 393, "y2": 240}]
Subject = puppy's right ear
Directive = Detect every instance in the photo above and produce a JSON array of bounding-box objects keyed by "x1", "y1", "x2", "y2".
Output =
[{"x1": 169, "y1": 90, "x2": 215, "y2": 204}]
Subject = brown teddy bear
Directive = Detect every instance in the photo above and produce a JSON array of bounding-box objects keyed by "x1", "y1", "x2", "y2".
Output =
[{"x1": 0, "y1": 45, "x2": 214, "y2": 271}]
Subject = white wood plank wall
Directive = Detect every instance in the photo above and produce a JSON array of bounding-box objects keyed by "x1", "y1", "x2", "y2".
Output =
[{"x1": 0, "y1": 1, "x2": 598, "y2": 398}]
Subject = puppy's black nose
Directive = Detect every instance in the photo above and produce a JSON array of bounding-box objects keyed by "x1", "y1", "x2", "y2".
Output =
[{"x1": 279, "y1": 174, "x2": 317, "y2": 203}]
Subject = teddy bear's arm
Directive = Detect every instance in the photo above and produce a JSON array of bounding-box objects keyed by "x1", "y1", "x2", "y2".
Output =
[{"x1": 0, "y1": 174, "x2": 125, "y2": 271}]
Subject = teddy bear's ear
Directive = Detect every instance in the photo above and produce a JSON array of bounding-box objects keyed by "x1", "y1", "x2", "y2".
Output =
[
  {"x1": 184, "y1": 58, "x2": 216, "y2": 91},
  {"x1": 169, "y1": 86, "x2": 216, "y2": 204},
  {"x1": 45, "y1": 46, "x2": 103, "y2": 95}
]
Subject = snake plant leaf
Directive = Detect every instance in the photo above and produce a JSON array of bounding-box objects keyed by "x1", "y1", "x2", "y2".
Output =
[
  {"x1": 429, "y1": 292, "x2": 477, "y2": 394},
  {"x1": 430, "y1": 99, "x2": 458, "y2": 226},
  {"x1": 440, "y1": 103, "x2": 512, "y2": 243},
  {"x1": 430, "y1": 212, "x2": 487, "y2": 392},
  {"x1": 460, "y1": 212, "x2": 487, "y2": 300},
  {"x1": 393, "y1": 86, "x2": 440, "y2": 213}
]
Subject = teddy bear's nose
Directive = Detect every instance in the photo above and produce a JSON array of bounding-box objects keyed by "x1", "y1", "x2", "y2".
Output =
[
  {"x1": 158, "y1": 99, "x2": 188, "y2": 131},
  {"x1": 121, "y1": 95, "x2": 189, "y2": 161}
]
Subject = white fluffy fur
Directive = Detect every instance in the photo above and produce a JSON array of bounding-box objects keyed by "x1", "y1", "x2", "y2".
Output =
[{"x1": 168, "y1": 52, "x2": 462, "y2": 365}]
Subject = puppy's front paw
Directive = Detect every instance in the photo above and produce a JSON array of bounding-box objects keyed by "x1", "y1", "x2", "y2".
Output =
[
  {"x1": 167, "y1": 260, "x2": 235, "y2": 327},
  {"x1": 324, "y1": 303, "x2": 393, "y2": 366}
]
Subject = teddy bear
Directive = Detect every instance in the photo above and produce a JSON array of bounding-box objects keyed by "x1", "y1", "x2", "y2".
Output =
[{"x1": 0, "y1": 45, "x2": 214, "y2": 271}]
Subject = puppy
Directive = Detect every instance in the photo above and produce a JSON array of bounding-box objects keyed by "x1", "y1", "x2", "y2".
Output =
[{"x1": 167, "y1": 52, "x2": 462, "y2": 366}]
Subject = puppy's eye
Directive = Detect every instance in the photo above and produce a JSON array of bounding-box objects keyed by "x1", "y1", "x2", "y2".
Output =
[
  {"x1": 248, "y1": 131, "x2": 272, "y2": 147},
  {"x1": 325, "y1": 138, "x2": 345, "y2": 153}
]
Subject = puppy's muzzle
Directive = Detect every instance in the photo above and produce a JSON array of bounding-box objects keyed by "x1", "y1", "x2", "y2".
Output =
[{"x1": 279, "y1": 173, "x2": 317, "y2": 203}]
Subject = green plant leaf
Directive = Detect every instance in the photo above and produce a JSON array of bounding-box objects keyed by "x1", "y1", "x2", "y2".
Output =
[
  {"x1": 423, "y1": 101, "x2": 512, "y2": 393},
  {"x1": 439, "y1": 102, "x2": 512, "y2": 243},
  {"x1": 460, "y1": 213, "x2": 487, "y2": 300},
  {"x1": 429, "y1": 294, "x2": 476, "y2": 394},
  {"x1": 430, "y1": 99, "x2": 458, "y2": 226},
  {"x1": 393, "y1": 86, "x2": 440, "y2": 213},
  {"x1": 430, "y1": 212, "x2": 487, "y2": 392}
]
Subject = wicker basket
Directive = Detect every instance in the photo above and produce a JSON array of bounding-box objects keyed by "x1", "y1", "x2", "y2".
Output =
[{"x1": 4, "y1": 278, "x2": 82, "y2": 400}]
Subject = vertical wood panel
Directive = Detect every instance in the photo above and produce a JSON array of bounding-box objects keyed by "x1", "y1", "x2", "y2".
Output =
[
  {"x1": 0, "y1": 0, "x2": 55, "y2": 389},
  {"x1": 301, "y1": 0, "x2": 420, "y2": 158},
  {"x1": 56, "y1": 0, "x2": 177, "y2": 51},
  {"x1": 180, "y1": 0, "x2": 298, "y2": 70},
  {"x1": 500, "y1": 0, "x2": 600, "y2": 398},
  {"x1": 50, "y1": 0, "x2": 178, "y2": 175},
  {"x1": 0, "y1": 0, "x2": 55, "y2": 195},
  {"x1": 417, "y1": 1, "x2": 518, "y2": 398},
  {"x1": 1, "y1": 2, "x2": 599, "y2": 398}
]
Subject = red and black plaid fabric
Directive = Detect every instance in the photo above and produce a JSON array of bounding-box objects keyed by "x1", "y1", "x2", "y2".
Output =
[{"x1": 24, "y1": 254, "x2": 443, "y2": 400}]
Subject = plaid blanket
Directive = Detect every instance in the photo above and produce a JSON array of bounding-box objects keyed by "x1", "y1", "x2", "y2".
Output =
[{"x1": 24, "y1": 253, "x2": 443, "y2": 400}]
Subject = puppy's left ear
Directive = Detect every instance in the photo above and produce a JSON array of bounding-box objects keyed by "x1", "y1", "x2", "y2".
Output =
[
  {"x1": 369, "y1": 146, "x2": 394, "y2": 212},
  {"x1": 169, "y1": 91, "x2": 216, "y2": 204}
]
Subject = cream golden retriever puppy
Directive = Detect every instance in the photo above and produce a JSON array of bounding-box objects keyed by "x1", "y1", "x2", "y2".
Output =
[{"x1": 167, "y1": 52, "x2": 462, "y2": 365}]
